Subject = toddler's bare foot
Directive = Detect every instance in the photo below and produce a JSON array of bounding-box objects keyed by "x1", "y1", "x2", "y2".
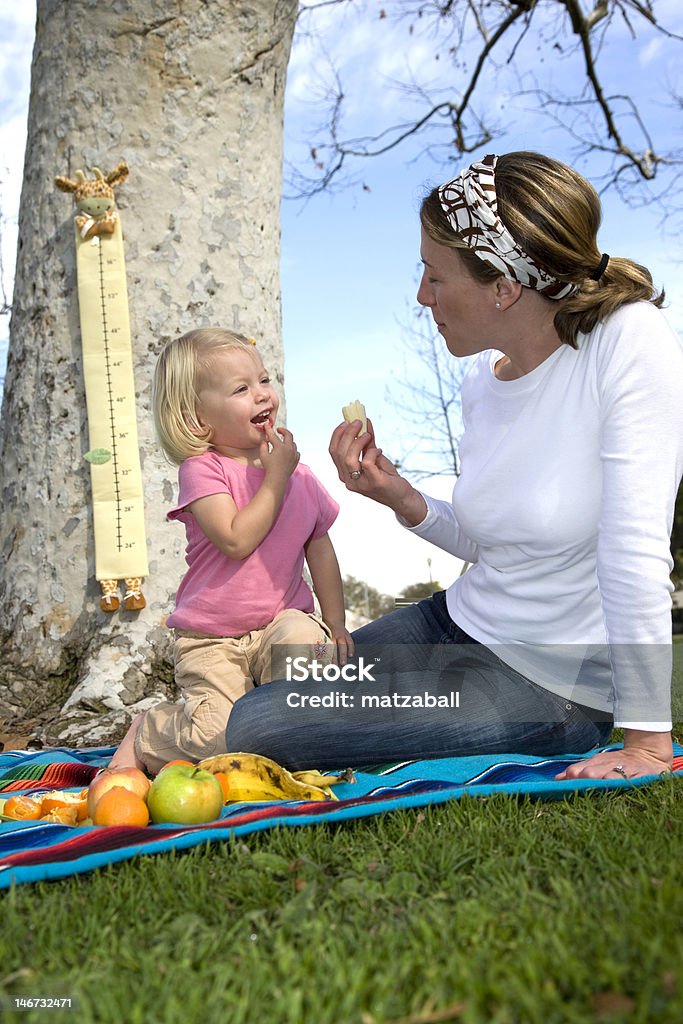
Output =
[{"x1": 109, "y1": 712, "x2": 146, "y2": 771}]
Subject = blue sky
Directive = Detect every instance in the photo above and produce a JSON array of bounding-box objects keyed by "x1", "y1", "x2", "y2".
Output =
[{"x1": 1, "y1": 1, "x2": 682, "y2": 596}]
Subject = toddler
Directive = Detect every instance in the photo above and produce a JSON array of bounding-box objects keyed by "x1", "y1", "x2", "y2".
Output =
[{"x1": 111, "y1": 328, "x2": 352, "y2": 773}]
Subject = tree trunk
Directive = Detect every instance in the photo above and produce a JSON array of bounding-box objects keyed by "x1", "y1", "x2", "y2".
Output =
[{"x1": 0, "y1": 0, "x2": 297, "y2": 746}]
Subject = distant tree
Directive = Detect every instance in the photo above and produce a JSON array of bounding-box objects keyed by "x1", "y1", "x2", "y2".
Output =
[
  {"x1": 343, "y1": 575, "x2": 395, "y2": 618},
  {"x1": 398, "y1": 580, "x2": 443, "y2": 603},
  {"x1": 388, "y1": 314, "x2": 468, "y2": 481}
]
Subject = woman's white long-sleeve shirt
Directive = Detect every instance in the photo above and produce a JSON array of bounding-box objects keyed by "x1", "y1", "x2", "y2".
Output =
[{"x1": 406, "y1": 302, "x2": 683, "y2": 728}]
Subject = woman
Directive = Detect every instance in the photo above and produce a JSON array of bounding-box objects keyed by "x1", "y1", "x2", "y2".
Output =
[{"x1": 226, "y1": 151, "x2": 683, "y2": 779}]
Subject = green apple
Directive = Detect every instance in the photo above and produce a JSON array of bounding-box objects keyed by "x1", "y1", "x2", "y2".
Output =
[{"x1": 147, "y1": 765, "x2": 223, "y2": 825}]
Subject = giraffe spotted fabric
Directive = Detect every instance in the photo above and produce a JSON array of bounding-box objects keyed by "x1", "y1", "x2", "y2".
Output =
[
  {"x1": 55, "y1": 162, "x2": 129, "y2": 240},
  {"x1": 437, "y1": 154, "x2": 579, "y2": 300}
]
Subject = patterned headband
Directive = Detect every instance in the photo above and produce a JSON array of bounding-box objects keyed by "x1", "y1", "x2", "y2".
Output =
[{"x1": 437, "y1": 154, "x2": 579, "y2": 301}]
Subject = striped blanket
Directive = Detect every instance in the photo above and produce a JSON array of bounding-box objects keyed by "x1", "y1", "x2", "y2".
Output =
[{"x1": 1, "y1": 744, "x2": 681, "y2": 888}]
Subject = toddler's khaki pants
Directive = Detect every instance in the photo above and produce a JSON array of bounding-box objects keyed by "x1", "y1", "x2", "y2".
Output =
[{"x1": 135, "y1": 609, "x2": 332, "y2": 774}]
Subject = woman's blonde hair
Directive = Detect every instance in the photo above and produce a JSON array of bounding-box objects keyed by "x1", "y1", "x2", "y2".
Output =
[
  {"x1": 420, "y1": 151, "x2": 664, "y2": 347},
  {"x1": 153, "y1": 328, "x2": 259, "y2": 464}
]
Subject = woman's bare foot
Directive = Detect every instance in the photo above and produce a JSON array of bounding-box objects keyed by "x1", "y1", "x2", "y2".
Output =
[{"x1": 109, "y1": 712, "x2": 146, "y2": 771}]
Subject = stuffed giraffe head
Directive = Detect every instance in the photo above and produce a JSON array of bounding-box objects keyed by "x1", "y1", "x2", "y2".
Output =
[{"x1": 55, "y1": 161, "x2": 129, "y2": 217}]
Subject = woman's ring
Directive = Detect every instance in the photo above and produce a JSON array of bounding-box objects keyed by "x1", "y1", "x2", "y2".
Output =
[
  {"x1": 612, "y1": 764, "x2": 627, "y2": 778},
  {"x1": 350, "y1": 469, "x2": 362, "y2": 480}
]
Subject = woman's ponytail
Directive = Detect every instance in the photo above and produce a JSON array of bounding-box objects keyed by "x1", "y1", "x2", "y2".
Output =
[{"x1": 553, "y1": 257, "x2": 664, "y2": 347}]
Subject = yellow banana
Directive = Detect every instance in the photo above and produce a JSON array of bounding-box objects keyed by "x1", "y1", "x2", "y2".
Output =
[
  {"x1": 342, "y1": 400, "x2": 367, "y2": 435},
  {"x1": 197, "y1": 752, "x2": 339, "y2": 803},
  {"x1": 291, "y1": 768, "x2": 355, "y2": 789}
]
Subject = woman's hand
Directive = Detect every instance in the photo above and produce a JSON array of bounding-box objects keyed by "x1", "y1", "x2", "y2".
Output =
[
  {"x1": 329, "y1": 418, "x2": 427, "y2": 525},
  {"x1": 555, "y1": 729, "x2": 674, "y2": 780}
]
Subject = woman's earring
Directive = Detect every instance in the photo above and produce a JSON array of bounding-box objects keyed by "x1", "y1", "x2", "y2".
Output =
[{"x1": 495, "y1": 301, "x2": 501, "y2": 309}]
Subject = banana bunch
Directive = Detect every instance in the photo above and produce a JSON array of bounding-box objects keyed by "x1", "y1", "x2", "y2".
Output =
[
  {"x1": 197, "y1": 752, "x2": 355, "y2": 803},
  {"x1": 341, "y1": 399, "x2": 367, "y2": 435}
]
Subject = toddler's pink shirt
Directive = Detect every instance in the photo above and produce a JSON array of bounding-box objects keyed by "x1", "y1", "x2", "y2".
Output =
[{"x1": 166, "y1": 451, "x2": 339, "y2": 636}]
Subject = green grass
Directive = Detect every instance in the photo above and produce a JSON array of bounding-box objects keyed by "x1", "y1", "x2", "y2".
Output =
[
  {"x1": 2, "y1": 762, "x2": 683, "y2": 1024},
  {"x1": 673, "y1": 636, "x2": 683, "y2": 722}
]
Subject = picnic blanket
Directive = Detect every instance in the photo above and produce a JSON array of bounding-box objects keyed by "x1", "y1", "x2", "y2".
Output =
[{"x1": 1, "y1": 743, "x2": 681, "y2": 889}]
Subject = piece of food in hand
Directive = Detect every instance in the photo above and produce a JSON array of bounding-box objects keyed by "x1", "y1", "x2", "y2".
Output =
[{"x1": 342, "y1": 400, "x2": 367, "y2": 435}]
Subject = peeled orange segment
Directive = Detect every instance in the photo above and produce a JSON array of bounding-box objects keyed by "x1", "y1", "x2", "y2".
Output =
[
  {"x1": 40, "y1": 789, "x2": 89, "y2": 821},
  {"x1": 41, "y1": 806, "x2": 79, "y2": 825},
  {"x1": 3, "y1": 795, "x2": 43, "y2": 820}
]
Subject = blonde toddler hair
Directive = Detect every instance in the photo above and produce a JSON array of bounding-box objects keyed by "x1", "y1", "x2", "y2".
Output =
[{"x1": 153, "y1": 328, "x2": 259, "y2": 464}]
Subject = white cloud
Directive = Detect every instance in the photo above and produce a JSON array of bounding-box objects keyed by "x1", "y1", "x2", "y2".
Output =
[
  {"x1": 287, "y1": 3, "x2": 452, "y2": 129},
  {"x1": 638, "y1": 37, "x2": 664, "y2": 68}
]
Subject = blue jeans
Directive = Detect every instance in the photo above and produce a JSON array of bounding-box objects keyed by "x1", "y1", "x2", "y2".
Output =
[{"x1": 226, "y1": 592, "x2": 613, "y2": 770}]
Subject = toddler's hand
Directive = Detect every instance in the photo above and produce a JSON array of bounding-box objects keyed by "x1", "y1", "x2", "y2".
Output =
[
  {"x1": 260, "y1": 425, "x2": 300, "y2": 481},
  {"x1": 328, "y1": 626, "x2": 355, "y2": 666}
]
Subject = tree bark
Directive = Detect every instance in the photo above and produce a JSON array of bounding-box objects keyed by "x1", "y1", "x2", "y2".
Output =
[{"x1": 0, "y1": 0, "x2": 297, "y2": 746}]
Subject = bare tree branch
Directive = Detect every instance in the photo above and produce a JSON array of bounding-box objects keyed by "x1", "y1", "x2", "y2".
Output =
[
  {"x1": 563, "y1": 0, "x2": 654, "y2": 178},
  {"x1": 288, "y1": 0, "x2": 683, "y2": 213},
  {"x1": 386, "y1": 313, "x2": 467, "y2": 482}
]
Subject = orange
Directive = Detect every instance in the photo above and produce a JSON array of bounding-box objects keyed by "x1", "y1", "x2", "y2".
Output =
[
  {"x1": 40, "y1": 789, "x2": 89, "y2": 821},
  {"x1": 158, "y1": 759, "x2": 194, "y2": 773},
  {"x1": 92, "y1": 786, "x2": 150, "y2": 827},
  {"x1": 214, "y1": 771, "x2": 230, "y2": 802},
  {"x1": 4, "y1": 795, "x2": 43, "y2": 820},
  {"x1": 41, "y1": 806, "x2": 79, "y2": 825}
]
